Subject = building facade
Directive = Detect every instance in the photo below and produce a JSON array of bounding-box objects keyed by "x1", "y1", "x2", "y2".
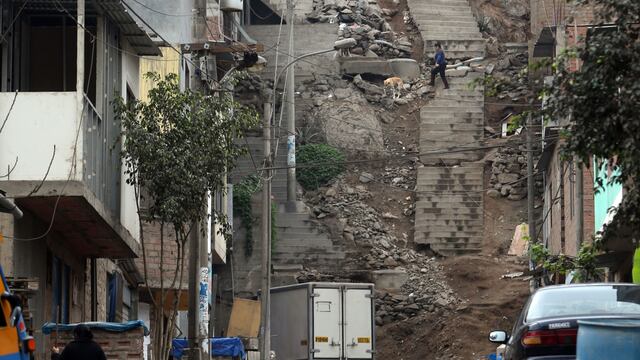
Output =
[
  {"x1": 532, "y1": 0, "x2": 633, "y2": 281},
  {"x1": 0, "y1": 0, "x2": 163, "y2": 357}
]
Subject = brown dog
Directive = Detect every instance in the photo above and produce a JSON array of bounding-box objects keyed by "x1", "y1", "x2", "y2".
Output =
[{"x1": 384, "y1": 76, "x2": 404, "y2": 99}]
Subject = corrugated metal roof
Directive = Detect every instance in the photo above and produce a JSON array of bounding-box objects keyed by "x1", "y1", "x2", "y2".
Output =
[
  {"x1": 98, "y1": 0, "x2": 162, "y2": 56},
  {"x1": 19, "y1": 0, "x2": 162, "y2": 56}
]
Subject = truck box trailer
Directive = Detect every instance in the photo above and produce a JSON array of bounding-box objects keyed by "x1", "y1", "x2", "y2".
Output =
[{"x1": 270, "y1": 282, "x2": 375, "y2": 360}]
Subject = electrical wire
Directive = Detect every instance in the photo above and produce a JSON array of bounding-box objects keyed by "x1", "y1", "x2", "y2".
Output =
[
  {"x1": 7, "y1": 37, "x2": 98, "y2": 242},
  {"x1": 124, "y1": 0, "x2": 193, "y2": 17},
  {"x1": 0, "y1": 0, "x2": 30, "y2": 44}
]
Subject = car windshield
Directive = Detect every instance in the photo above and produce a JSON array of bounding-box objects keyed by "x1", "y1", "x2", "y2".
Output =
[{"x1": 526, "y1": 285, "x2": 640, "y2": 322}]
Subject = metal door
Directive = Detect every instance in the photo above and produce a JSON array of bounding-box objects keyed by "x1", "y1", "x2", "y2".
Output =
[
  {"x1": 343, "y1": 288, "x2": 373, "y2": 359},
  {"x1": 312, "y1": 288, "x2": 342, "y2": 359}
]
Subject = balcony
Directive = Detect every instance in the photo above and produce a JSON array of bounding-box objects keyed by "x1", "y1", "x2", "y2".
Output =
[{"x1": 0, "y1": 92, "x2": 139, "y2": 258}]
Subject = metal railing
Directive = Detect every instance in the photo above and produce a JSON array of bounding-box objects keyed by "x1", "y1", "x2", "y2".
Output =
[{"x1": 83, "y1": 95, "x2": 121, "y2": 217}]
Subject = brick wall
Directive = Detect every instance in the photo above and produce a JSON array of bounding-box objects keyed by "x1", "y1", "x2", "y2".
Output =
[
  {"x1": 546, "y1": 145, "x2": 565, "y2": 255},
  {"x1": 563, "y1": 166, "x2": 596, "y2": 256},
  {"x1": 48, "y1": 327, "x2": 144, "y2": 360},
  {"x1": 135, "y1": 222, "x2": 189, "y2": 290}
]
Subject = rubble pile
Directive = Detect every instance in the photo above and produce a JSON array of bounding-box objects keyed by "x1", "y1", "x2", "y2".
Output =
[
  {"x1": 303, "y1": 175, "x2": 459, "y2": 324},
  {"x1": 306, "y1": 0, "x2": 414, "y2": 58},
  {"x1": 338, "y1": 23, "x2": 413, "y2": 58},
  {"x1": 485, "y1": 51, "x2": 530, "y2": 102}
]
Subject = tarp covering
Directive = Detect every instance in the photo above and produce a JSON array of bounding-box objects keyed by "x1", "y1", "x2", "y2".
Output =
[
  {"x1": 171, "y1": 337, "x2": 247, "y2": 359},
  {"x1": 42, "y1": 320, "x2": 150, "y2": 336}
]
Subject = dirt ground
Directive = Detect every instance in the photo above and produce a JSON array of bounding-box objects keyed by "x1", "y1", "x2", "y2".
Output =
[{"x1": 376, "y1": 255, "x2": 530, "y2": 360}]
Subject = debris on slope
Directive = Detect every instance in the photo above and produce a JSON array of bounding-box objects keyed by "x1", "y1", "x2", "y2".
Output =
[
  {"x1": 303, "y1": 175, "x2": 460, "y2": 324},
  {"x1": 307, "y1": 0, "x2": 415, "y2": 58}
]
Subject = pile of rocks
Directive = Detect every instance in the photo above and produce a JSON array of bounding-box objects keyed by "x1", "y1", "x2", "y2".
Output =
[
  {"x1": 306, "y1": 0, "x2": 413, "y2": 58},
  {"x1": 487, "y1": 139, "x2": 530, "y2": 201},
  {"x1": 338, "y1": 23, "x2": 412, "y2": 58},
  {"x1": 304, "y1": 174, "x2": 459, "y2": 323},
  {"x1": 485, "y1": 51, "x2": 530, "y2": 102}
]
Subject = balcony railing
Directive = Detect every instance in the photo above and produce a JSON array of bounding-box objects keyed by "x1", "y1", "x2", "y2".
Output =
[{"x1": 83, "y1": 95, "x2": 121, "y2": 217}]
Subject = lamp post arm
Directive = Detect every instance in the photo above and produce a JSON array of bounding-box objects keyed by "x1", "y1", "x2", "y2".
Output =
[{"x1": 270, "y1": 48, "x2": 336, "y2": 120}]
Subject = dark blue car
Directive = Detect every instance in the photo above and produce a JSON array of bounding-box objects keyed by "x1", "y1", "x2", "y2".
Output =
[{"x1": 488, "y1": 284, "x2": 640, "y2": 360}]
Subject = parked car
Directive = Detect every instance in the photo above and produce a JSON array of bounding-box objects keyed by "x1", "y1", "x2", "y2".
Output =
[{"x1": 488, "y1": 283, "x2": 640, "y2": 360}]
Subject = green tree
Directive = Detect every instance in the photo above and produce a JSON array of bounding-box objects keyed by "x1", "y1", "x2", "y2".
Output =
[
  {"x1": 543, "y1": 0, "x2": 640, "y2": 242},
  {"x1": 114, "y1": 72, "x2": 259, "y2": 359}
]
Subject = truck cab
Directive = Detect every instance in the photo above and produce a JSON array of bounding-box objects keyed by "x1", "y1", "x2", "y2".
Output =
[{"x1": 0, "y1": 264, "x2": 35, "y2": 360}]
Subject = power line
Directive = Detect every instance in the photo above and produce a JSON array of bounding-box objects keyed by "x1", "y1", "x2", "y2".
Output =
[
  {"x1": 7, "y1": 29, "x2": 98, "y2": 242},
  {"x1": 124, "y1": 0, "x2": 193, "y2": 17},
  {"x1": 0, "y1": 91, "x2": 18, "y2": 135},
  {"x1": 0, "y1": 0, "x2": 30, "y2": 44}
]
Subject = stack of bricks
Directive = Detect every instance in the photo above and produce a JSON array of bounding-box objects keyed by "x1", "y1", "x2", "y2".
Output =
[{"x1": 48, "y1": 327, "x2": 144, "y2": 360}]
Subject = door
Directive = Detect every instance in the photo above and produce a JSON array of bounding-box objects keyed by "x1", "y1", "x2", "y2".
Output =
[
  {"x1": 344, "y1": 289, "x2": 373, "y2": 359},
  {"x1": 313, "y1": 288, "x2": 342, "y2": 359}
]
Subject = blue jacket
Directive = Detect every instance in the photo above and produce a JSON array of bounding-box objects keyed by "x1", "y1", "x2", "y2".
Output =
[{"x1": 435, "y1": 49, "x2": 446, "y2": 66}]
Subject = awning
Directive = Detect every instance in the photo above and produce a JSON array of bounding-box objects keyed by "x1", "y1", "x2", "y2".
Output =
[
  {"x1": 18, "y1": 0, "x2": 162, "y2": 56},
  {"x1": 533, "y1": 26, "x2": 556, "y2": 58},
  {"x1": 98, "y1": 0, "x2": 162, "y2": 56}
]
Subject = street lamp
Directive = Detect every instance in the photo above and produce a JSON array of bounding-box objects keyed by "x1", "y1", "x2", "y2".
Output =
[
  {"x1": 270, "y1": 38, "x2": 357, "y2": 205},
  {"x1": 258, "y1": 38, "x2": 356, "y2": 360},
  {"x1": 0, "y1": 190, "x2": 23, "y2": 219}
]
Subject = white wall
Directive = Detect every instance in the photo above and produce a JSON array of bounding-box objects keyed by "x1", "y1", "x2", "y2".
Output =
[
  {"x1": 120, "y1": 42, "x2": 142, "y2": 243},
  {"x1": 0, "y1": 92, "x2": 82, "y2": 182}
]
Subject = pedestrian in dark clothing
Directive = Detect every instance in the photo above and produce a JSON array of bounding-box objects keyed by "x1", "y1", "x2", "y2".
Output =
[
  {"x1": 51, "y1": 325, "x2": 107, "y2": 360},
  {"x1": 428, "y1": 42, "x2": 449, "y2": 89}
]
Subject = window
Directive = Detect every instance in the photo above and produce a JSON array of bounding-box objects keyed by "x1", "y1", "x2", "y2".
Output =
[
  {"x1": 106, "y1": 272, "x2": 117, "y2": 322},
  {"x1": 51, "y1": 256, "x2": 70, "y2": 324},
  {"x1": 4, "y1": 15, "x2": 97, "y2": 100},
  {"x1": 122, "y1": 286, "x2": 132, "y2": 321}
]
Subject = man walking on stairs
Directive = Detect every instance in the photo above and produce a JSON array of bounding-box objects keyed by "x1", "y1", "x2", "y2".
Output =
[{"x1": 429, "y1": 42, "x2": 450, "y2": 89}]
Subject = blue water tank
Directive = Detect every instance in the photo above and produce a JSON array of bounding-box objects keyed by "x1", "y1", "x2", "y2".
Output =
[{"x1": 577, "y1": 319, "x2": 640, "y2": 359}]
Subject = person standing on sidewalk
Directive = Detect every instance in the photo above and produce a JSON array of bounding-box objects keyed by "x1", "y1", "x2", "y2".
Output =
[
  {"x1": 51, "y1": 325, "x2": 107, "y2": 360},
  {"x1": 429, "y1": 42, "x2": 450, "y2": 89}
]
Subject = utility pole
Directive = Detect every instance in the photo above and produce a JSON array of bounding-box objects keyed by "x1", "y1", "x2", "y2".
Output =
[
  {"x1": 576, "y1": 160, "x2": 584, "y2": 250},
  {"x1": 260, "y1": 98, "x2": 273, "y2": 360},
  {"x1": 526, "y1": 113, "x2": 537, "y2": 242},
  {"x1": 188, "y1": 0, "x2": 209, "y2": 359},
  {"x1": 285, "y1": 0, "x2": 296, "y2": 204}
]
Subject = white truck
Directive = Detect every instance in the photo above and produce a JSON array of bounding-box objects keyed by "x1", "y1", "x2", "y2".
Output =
[{"x1": 270, "y1": 282, "x2": 375, "y2": 360}]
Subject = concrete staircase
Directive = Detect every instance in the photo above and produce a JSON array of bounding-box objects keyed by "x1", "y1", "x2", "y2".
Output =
[
  {"x1": 410, "y1": 0, "x2": 486, "y2": 255},
  {"x1": 230, "y1": 23, "x2": 345, "y2": 287},
  {"x1": 272, "y1": 204, "x2": 347, "y2": 284},
  {"x1": 420, "y1": 72, "x2": 484, "y2": 165},
  {"x1": 406, "y1": 0, "x2": 486, "y2": 59},
  {"x1": 414, "y1": 164, "x2": 484, "y2": 255}
]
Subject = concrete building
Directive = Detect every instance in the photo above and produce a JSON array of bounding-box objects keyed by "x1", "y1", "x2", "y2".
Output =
[
  {"x1": 0, "y1": 0, "x2": 162, "y2": 357},
  {"x1": 532, "y1": 0, "x2": 633, "y2": 281}
]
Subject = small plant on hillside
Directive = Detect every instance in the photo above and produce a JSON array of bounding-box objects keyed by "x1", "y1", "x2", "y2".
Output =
[
  {"x1": 477, "y1": 14, "x2": 491, "y2": 34},
  {"x1": 233, "y1": 175, "x2": 261, "y2": 257},
  {"x1": 297, "y1": 144, "x2": 345, "y2": 190},
  {"x1": 232, "y1": 175, "x2": 278, "y2": 257}
]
